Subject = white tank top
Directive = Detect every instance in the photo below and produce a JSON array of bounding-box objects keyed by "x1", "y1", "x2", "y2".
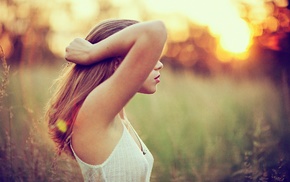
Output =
[{"x1": 70, "y1": 122, "x2": 154, "y2": 182}]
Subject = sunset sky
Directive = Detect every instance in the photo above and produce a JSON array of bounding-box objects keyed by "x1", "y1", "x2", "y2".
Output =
[{"x1": 0, "y1": 0, "x2": 288, "y2": 63}]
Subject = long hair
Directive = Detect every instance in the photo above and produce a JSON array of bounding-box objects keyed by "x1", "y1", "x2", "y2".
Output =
[{"x1": 45, "y1": 19, "x2": 139, "y2": 157}]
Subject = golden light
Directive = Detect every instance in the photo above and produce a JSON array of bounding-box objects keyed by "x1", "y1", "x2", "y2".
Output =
[
  {"x1": 216, "y1": 44, "x2": 250, "y2": 63},
  {"x1": 165, "y1": 15, "x2": 190, "y2": 42},
  {"x1": 143, "y1": 0, "x2": 282, "y2": 60},
  {"x1": 70, "y1": 0, "x2": 99, "y2": 20},
  {"x1": 45, "y1": 0, "x2": 287, "y2": 59},
  {"x1": 47, "y1": 0, "x2": 99, "y2": 57},
  {"x1": 112, "y1": 0, "x2": 143, "y2": 19},
  {"x1": 218, "y1": 19, "x2": 252, "y2": 54}
]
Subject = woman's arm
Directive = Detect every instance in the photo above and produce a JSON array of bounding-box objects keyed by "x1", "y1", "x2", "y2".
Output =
[
  {"x1": 65, "y1": 20, "x2": 166, "y2": 65},
  {"x1": 74, "y1": 20, "x2": 167, "y2": 126}
]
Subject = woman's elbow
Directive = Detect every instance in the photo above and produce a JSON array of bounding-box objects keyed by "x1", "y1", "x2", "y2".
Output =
[{"x1": 146, "y1": 20, "x2": 167, "y2": 43}]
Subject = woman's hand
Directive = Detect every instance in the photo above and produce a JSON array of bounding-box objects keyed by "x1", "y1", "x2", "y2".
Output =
[{"x1": 65, "y1": 38, "x2": 93, "y2": 65}]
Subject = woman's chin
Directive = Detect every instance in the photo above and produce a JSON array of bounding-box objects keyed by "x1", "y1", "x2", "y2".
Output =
[{"x1": 138, "y1": 88, "x2": 157, "y2": 94}]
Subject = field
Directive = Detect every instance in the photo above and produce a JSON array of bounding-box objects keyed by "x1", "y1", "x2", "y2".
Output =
[{"x1": 0, "y1": 60, "x2": 289, "y2": 181}]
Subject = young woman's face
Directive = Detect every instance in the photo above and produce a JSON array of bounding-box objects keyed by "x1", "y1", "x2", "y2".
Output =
[{"x1": 138, "y1": 61, "x2": 163, "y2": 94}]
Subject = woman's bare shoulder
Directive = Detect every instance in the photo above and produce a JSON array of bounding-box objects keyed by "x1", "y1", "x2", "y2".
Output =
[{"x1": 72, "y1": 114, "x2": 123, "y2": 165}]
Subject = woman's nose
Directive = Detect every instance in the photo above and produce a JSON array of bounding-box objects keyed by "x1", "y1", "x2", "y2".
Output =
[{"x1": 154, "y1": 61, "x2": 163, "y2": 70}]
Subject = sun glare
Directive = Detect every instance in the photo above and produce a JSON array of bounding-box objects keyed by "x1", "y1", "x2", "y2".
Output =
[
  {"x1": 143, "y1": 0, "x2": 268, "y2": 58},
  {"x1": 219, "y1": 19, "x2": 252, "y2": 53},
  {"x1": 45, "y1": 0, "x2": 285, "y2": 59}
]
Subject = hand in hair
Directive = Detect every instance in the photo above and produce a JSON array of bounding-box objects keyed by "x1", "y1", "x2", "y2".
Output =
[
  {"x1": 65, "y1": 38, "x2": 93, "y2": 65},
  {"x1": 65, "y1": 20, "x2": 167, "y2": 66}
]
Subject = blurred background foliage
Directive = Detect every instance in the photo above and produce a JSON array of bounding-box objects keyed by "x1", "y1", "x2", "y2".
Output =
[
  {"x1": 0, "y1": 0, "x2": 289, "y2": 75},
  {"x1": 1, "y1": 0, "x2": 290, "y2": 181}
]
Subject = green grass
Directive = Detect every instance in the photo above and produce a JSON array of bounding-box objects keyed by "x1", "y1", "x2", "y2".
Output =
[
  {"x1": 127, "y1": 69, "x2": 288, "y2": 181},
  {"x1": 0, "y1": 62, "x2": 289, "y2": 181}
]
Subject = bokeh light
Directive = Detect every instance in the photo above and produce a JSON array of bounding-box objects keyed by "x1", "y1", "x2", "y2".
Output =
[
  {"x1": 144, "y1": 0, "x2": 253, "y2": 55},
  {"x1": 218, "y1": 19, "x2": 252, "y2": 54},
  {"x1": 0, "y1": 0, "x2": 289, "y2": 64},
  {"x1": 56, "y1": 119, "x2": 67, "y2": 133},
  {"x1": 143, "y1": 0, "x2": 288, "y2": 61}
]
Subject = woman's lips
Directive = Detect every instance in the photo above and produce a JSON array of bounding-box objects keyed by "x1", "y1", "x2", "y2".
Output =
[{"x1": 154, "y1": 75, "x2": 160, "y2": 83}]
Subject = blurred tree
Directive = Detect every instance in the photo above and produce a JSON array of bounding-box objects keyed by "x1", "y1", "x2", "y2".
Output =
[
  {"x1": 0, "y1": 0, "x2": 53, "y2": 66},
  {"x1": 0, "y1": 0, "x2": 116, "y2": 67},
  {"x1": 161, "y1": 0, "x2": 290, "y2": 80},
  {"x1": 0, "y1": 0, "x2": 288, "y2": 77}
]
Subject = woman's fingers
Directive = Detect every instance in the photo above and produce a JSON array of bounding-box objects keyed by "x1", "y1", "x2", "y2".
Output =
[{"x1": 65, "y1": 38, "x2": 92, "y2": 64}]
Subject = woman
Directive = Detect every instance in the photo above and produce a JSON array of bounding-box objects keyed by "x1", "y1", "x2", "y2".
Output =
[{"x1": 45, "y1": 19, "x2": 167, "y2": 182}]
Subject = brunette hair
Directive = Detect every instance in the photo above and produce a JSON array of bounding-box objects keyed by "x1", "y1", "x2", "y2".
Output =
[{"x1": 45, "y1": 19, "x2": 139, "y2": 157}]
